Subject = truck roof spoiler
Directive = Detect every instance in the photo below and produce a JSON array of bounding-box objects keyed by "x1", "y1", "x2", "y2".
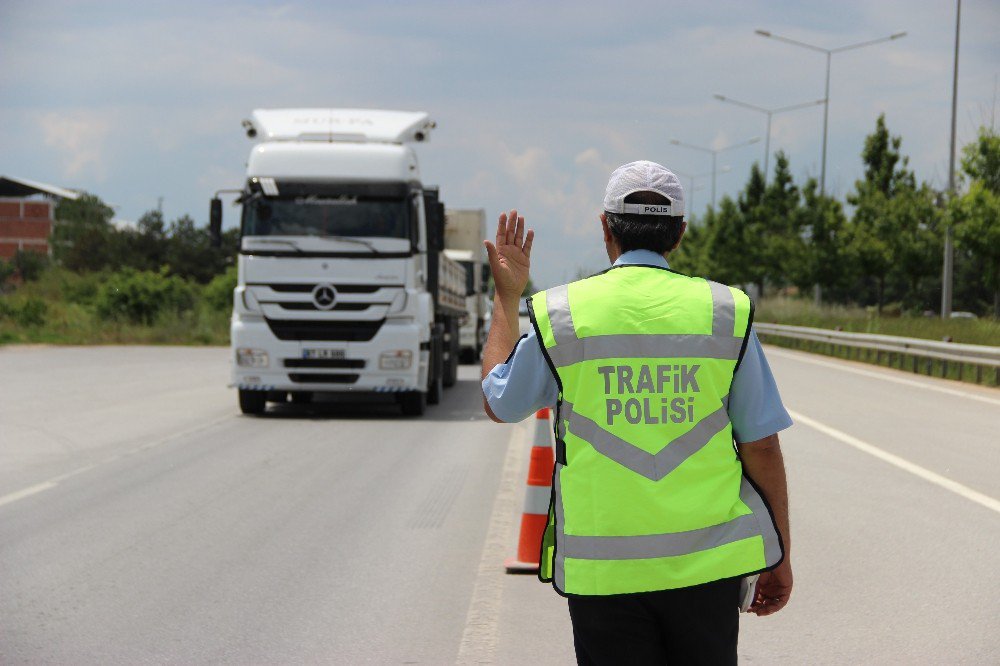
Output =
[{"x1": 245, "y1": 108, "x2": 437, "y2": 144}]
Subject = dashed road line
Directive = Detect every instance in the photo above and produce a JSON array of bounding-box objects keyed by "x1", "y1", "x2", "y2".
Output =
[
  {"x1": 0, "y1": 415, "x2": 233, "y2": 509},
  {"x1": 789, "y1": 409, "x2": 1000, "y2": 515}
]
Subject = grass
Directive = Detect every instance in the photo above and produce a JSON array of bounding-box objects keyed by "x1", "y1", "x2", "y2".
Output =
[{"x1": 756, "y1": 296, "x2": 1000, "y2": 386}]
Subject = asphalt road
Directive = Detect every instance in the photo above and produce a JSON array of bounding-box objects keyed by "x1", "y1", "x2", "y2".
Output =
[{"x1": 1, "y1": 343, "x2": 998, "y2": 663}]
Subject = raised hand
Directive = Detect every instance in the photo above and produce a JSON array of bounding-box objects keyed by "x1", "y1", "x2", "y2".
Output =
[{"x1": 484, "y1": 209, "x2": 534, "y2": 303}]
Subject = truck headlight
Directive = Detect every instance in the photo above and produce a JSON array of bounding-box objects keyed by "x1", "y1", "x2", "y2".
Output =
[
  {"x1": 379, "y1": 350, "x2": 413, "y2": 370},
  {"x1": 236, "y1": 347, "x2": 269, "y2": 368}
]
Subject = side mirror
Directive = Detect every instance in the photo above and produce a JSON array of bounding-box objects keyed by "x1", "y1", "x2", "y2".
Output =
[
  {"x1": 209, "y1": 198, "x2": 222, "y2": 248},
  {"x1": 422, "y1": 188, "x2": 446, "y2": 253},
  {"x1": 433, "y1": 202, "x2": 446, "y2": 253},
  {"x1": 481, "y1": 263, "x2": 491, "y2": 292}
]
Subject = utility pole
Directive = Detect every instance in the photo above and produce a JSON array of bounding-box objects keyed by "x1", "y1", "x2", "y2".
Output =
[{"x1": 942, "y1": 0, "x2": 961, "y2": 319}]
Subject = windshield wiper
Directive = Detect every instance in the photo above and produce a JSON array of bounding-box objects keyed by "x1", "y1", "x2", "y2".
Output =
[
  {"x1": 244, "y1": 238, "x2": 304, "y2": 254},
  {"x1": 317, "y1": 235, "x2": 382, "y2": 254}
]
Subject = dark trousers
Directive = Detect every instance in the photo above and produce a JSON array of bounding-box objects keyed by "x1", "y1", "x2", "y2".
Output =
[{"x1": 566, "y1": 578, "x2": 740, "y2": 665}]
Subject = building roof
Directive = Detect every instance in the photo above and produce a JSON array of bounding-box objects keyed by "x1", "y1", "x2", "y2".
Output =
[{"x1": 0, "y1": 175, "x2": 80, "y2": 200}]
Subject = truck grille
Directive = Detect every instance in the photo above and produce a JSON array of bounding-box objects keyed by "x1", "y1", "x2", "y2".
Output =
[
  {"x1": 253, "y1": 283, "x2": 399, "y2": 293},
  {"x1": 276, "y1": 302, "x2": 374, "y2": 311},
  {"x1": 288, "y1": 373, "x2": 360, "y2": 384},
  {"x1": 284, "y1": 358, "x2": 366, "y2": 369},
  {"x1": 265, "y1": 319, "x2": 383, "y2": 342}
]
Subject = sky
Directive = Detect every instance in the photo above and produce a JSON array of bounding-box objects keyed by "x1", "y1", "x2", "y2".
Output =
[{"x1": 1, "y1": 0, "x2": 997, "y2": 288}]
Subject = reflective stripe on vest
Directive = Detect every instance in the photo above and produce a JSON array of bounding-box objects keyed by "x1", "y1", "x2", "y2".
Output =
[
  {"x1": 542, "y1": 282, "x2": 743, "y2": 368},
  {"x1": 532, "y1": 267, "x2": 783, "y2": 595}
]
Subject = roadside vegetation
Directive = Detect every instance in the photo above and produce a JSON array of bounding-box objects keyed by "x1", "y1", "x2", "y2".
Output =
[
  {"x1": 672, "y1": 119, "x2": 1000, "y2": 323},
  {"x1": 0, "y1": 196, "x2": 237, "y2": 345}
]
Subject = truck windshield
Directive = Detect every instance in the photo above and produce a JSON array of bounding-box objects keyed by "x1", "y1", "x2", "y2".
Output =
[{"x1": 241, "y1": 196, "x2": 411, "y2": 239}]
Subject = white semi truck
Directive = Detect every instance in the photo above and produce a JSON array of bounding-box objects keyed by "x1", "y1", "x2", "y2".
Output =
[
  {"x1": 209, "y1": 109, "x2": 467, "y2": 416},
  {"x1": 443, "y1": 208, "x2": 489, "y2": 363}
]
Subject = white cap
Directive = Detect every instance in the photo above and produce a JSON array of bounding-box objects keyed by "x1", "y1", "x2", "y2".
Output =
[{"x1": 603, "y1": 160, "x2": 685, "y2": 217}]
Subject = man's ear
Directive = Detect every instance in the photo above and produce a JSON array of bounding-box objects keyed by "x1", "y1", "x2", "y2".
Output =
[
  {"x1": 600, "y1": 213, "x2": 611, "y2": 242},
  {"x1": 671, "y1": 220, "x2": 688, "y2": 251}
]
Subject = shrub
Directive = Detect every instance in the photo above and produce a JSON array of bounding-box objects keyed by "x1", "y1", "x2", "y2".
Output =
[
  {"x1": 13, "y1": 249, "x2": 49, "y2": 282},
  {"x1": 0, "y1": 259, "x2": 15, "y2": 288},
  {"x1": 95, "y1": 268, "x2": 196, "y2": 324},
  {"x1": 204, "y1": 266, "x2": 237, "y2": 311},
  {"x1": 15, "y1": 298, "x2": 48, "y2": 327},
  {"x1": 59, "y1": 269, "x2": 105, "y2": 305}
]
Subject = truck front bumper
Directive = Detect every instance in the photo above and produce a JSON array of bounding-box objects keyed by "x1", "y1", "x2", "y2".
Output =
[{"x1": 229, "y1": 318, "x2": 428, "y2": 393}]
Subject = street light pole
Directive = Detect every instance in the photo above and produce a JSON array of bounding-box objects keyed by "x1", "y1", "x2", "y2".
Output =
[
  {"x1": 942, "y1": 0, "x2": 961, "y2": 319},
  {"x1": 713, "y1": 95, "x2": 825, "y2": 184},
  {"x1": 821, "y1": 52, "x2": 831, "y2": 194},
  {"x1": 673, "y1": 167, "x2": 730, "y2": 215},
  {"x1": 670, "y1": 136, "x2": 760, "y2": 208},
  {"x1": 755, "y1": 29, "x2": 907, "y2": 195}
]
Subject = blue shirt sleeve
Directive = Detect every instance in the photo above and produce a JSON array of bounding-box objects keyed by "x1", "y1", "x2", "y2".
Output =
[
  {"x1": 481, "y1": 329, "x2": 559, "y2": 423},
  {"x1": 727, "y1": 330, "x2": 793, "y2": 443}
]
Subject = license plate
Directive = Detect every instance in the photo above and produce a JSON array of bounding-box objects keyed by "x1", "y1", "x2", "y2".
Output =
[{"x1": 302, "y1": 348, "x2": 345, "y2": 360}]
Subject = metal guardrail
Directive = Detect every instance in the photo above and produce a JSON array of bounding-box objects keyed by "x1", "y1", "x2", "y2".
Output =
[{"x1": 755, "y1": 322, "x2": 1000, "y2": 378}]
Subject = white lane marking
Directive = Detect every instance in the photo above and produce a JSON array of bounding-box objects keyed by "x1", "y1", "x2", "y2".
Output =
[
  {"x1": 0, "y1": 414, "x2": 232, "y2": 509},
  {"x1": 767, "y1": 346, "x2": 1000, "y2": 407},
  {"x1": 456, "y1": 421, "x2": 528, "y2": 665},
  {"x1": 0, "y1": 481, "x2": 58, "y2": 508},
  {"x1": 789, "y1": 409, "x2": 1000, "y2": 515}
]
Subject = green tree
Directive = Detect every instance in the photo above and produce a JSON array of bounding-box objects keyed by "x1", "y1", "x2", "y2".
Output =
[
  {"x1": 758, "y1": 152, "x2": 802, "y2": 292},
  {"x1": 116, "y1": 209, "x2": 168, "y2": 272},
  {"x1": 960, "y1": 126, "x2": 1000, "y2": 194},
  {"x1": 734, "y1": 165, "x2": 769, "y2": 294},
  {"x1": 789, "y1": 179, "x2": 850, "y2": 302},
  {"x1": 951, "y1": 183, "x2": 1000, "y2": 315},
  {"x1": 846, "y1": 114, "x2": 926, "y2": 312},
  {"x1": 700, "y1": 196, "x2": 752, "y2": 287},
  {"x1": 165, "y1": 215, "x2": 219, "y2": 283},
  {"x1": 952, "y1": 125, "x2": 1000, "y2": 316},
  {"x1": 52, "y1": 193, "x2": 116, "y2": 272},
  {"x1": 669, "y1": 217, "x2": 705, "y2": 276}
]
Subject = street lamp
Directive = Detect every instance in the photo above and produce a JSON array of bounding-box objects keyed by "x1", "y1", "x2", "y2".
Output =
[
  {"x1": 670, "y1": 137, "x2": 760, "y2": 208},
  {"x1": 713, "y1": 94, "x2": 825, "y2": 184},
  {"x1": 755, "y1": 28, "x2": 907, "y2": 195},
  {"x1": 672, "y1": 166, "x2": 730, "y2": 215},
  {"x1": 942, "y1": 0, "x2": 961, "y2": 319}
]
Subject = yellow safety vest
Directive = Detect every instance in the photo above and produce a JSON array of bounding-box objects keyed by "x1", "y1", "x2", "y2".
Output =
[{"x1": 529, "y1": 264, "x2": 783, "y2": 596}]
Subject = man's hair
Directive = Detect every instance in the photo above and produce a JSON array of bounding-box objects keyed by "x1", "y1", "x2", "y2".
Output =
[{"x1": 605, "y1": 191, "x2": 684, "y2": 254}]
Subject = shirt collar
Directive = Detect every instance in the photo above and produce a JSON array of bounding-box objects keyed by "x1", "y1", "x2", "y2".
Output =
[{"x1": 613, "y1": 249, "x2": 670, "y2": 269}]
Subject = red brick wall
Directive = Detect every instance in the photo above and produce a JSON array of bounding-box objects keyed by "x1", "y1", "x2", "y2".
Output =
[{"x1": 0, "y1": 198, "x2": 52, "y2": 260}]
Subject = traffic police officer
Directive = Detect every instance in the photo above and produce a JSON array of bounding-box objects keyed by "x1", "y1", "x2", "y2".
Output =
[{"x1": 481, "y1": 161, "x2": 793, "y2": 664}]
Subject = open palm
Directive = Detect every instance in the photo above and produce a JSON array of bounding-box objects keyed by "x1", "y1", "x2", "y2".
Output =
[{"x1": 484, "y1": 209, "x2": 534, "y2": 301}]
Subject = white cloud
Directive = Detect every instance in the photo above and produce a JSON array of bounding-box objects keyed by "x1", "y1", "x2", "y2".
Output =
[{"x1": 38, "y1": 111, "x2": 113, "y2": 180}]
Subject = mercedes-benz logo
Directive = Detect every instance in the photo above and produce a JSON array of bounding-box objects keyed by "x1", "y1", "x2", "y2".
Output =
[{"x1": 312, "y1": 283, "x2": 337, "y2": 310}]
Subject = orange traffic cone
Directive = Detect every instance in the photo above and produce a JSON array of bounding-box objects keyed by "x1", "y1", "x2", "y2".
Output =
[{"x1": 505, "y1": 408, "x2": 555, "y2": 573}]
